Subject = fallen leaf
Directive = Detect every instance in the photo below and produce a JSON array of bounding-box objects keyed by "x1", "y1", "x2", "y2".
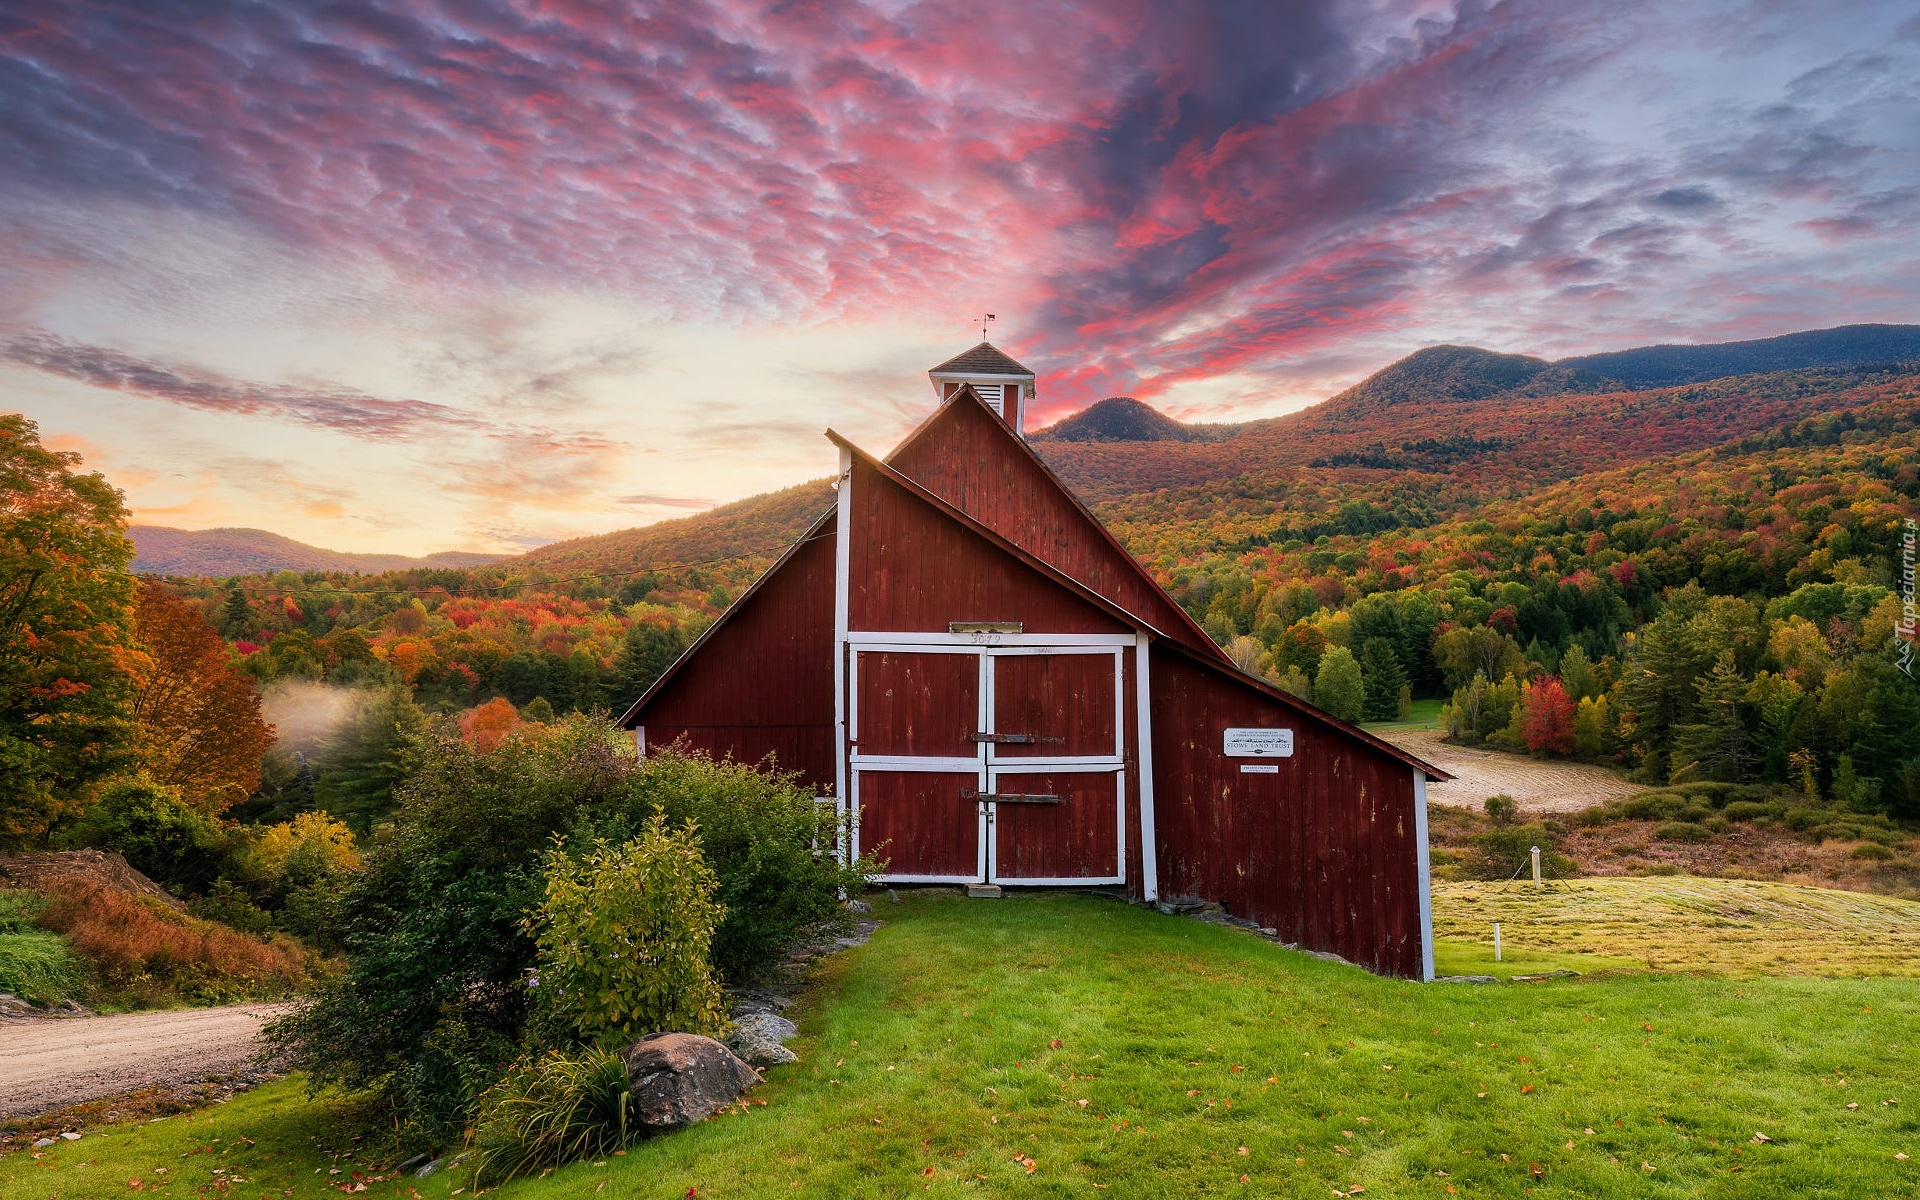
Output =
[
  {"x1": 1476, "y1": 1092, "x2": 1488, "y2": 1099},
  {"x1": 1642, "y1": 1161, "x2": 1656, "y2": 1173},
  {"x1": 1522, "y1": 1085, "x2": 1535, "y2": 1094},
  {"x1": 1237, "y1": 1146, "x2": 1249, "y2": 1156},
  {"x1": 1529, "y1": 1162, "x2": 1544, "y2": 1178},
  {"x1": 1751, "y1": 1132, "x2": 1772, "y2": 1144},
  {"x1": 1077, "y1": 1099, "x2": 1089, "y2": 1108},
  {"x1": 1848, "y1": 1103, "x2": 1860, "y2": 1111},
  {"x1": 1565, "y1": 1141, "x2": 1575, "y2": 1150},
  {"x1": 1050, "y1": 1039, "x2": 1062, "y2": 1050},
  {"x1": 1342, "y1": 1131, "x2": 1354, "y2": 1139},
  {"x1": 922, "y1": 1168, "x2": 935, "y2": 1177},
  {"x1": 686, "y1": 1188, "x2": 698, "y2": 1197},
  {"x1": 1189, "y1": 1089, "x2": 1201, "y2": 1096},
  {"x1": 1583, "y1": 1128, "x2": 1595, "y2": 1136},
  {"x1": 1894, "y1": 1153, "x2": 1908, "y2": 1162}
]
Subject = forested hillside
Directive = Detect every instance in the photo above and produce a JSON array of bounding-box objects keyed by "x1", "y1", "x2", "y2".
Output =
[
  {"x1": 102, "y1": 329, "x2": 1920, "y2": 829},
  {"x1": 131, "y1": 525, "x2": 505, "y2": 575}
]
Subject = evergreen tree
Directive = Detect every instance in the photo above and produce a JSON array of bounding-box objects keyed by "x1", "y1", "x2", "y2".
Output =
[
  {"x1": 1313, "y1": 646, "x2": 1365, "y2": 723},
  {"x1": 606, "y1": 622, "x2": 689, "y2": 712},
  {"x1": 1558, "y1": 644, "x2": 1598, "y2": 701},
  {"x1": 1672, "y1": 650, "x2": 1755, "y2": 782},
  {"x1": 1357, "y1": 637, "x2": 1407, "y2": 721},
  {"x1": 316, "y1": 685, "x2": 428, "y2": 831},
  {"x1": 221, "y1": 587, "x2": 253, "y2": 637}
]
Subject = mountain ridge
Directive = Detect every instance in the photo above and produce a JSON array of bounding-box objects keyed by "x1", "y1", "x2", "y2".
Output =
[{"x1": 131, "y1": 526, "x2": 506, "y2": 577}]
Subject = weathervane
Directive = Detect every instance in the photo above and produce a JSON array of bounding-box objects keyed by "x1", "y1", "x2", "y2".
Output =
[{"x1": 973, "y1": 313, "x2": 996, "y2": 341}]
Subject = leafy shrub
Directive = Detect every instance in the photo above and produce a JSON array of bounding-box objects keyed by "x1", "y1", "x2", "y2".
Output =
[
  {"x1": 1459, "y1": 823, "x2": 1575, "y2": 881},
  {"x1": 1852, "y1": 842, "x2": 1895, "y2": 861},
  {"x1": 269, "y1": 718, "x2": 868, "y2": 1144},
  {"x1": 268, "y1": 718, "x2": 649, "y2": 1145},
  {"x1": 59, "y1": 775, "x2": 231, "y2": 895},
  {"x1": 470, "y1": 1049, "x2": 633, "y2": 1184},
  {"x1": 35, "y1": 879, "x2": 313, "y2": 1004},
  {"x1": 528, "y1": 819, "x2": 726, "y2": 1044},
  {"x1": 1654, "y1": 821, "x2": 1712, "y2": 842},
  {"x1": 607, "y1": 749, "x2": 872, "y2": 984},
  {"x1": 1720, "y1": 801, "x2": 1774, "y2": 823},
  {"x1": 244, "y1": 811, "x2": 364, "y2": 949},
  {"x1": 1483, "y1": 795, "x2": 1518, "y2": 827}
]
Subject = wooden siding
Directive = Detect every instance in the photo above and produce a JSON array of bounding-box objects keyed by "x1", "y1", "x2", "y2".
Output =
[
  {"x1": 856, "y1": 770, "x2": 979, "y2": 877},
  {"x1": 1148, "y1": 645, "x2": 1425, "y2": 978},
  {"x1": 991, "y1": 770, "x2": 1122, "y2": 879},
  {"x1": 855, "y1": 651, "x2": 978, "y2": 757},
  {"x1": 991, "y1": 652, "x2": 1116, "y2": 758},
  {"x1": 847, "y1": 457, "x2": 1131, "y2": 636},
  {"x1": 886, "y1": 396, "x2": 1217, "y2": 656},
  {"x1": 633, "y1": 518, "x2": 837, "y2": 792}
]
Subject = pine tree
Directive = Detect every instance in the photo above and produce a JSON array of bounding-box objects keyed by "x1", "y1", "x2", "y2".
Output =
[
  {"x1": 1672, "y1": 650, "x2": 1754, "y2": 782},
  {"x1": 1357, "y1": 637, "x2": 1407, "y2": 721},
  {"x1": 606, "y1": 622, "x2": 690, "y2": 712},
  {"x1": 221, "y1": 587, "x2": 252, "y2": 637}
]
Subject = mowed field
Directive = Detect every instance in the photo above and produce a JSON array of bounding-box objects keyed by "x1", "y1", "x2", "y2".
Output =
[{"x1": 7, "y1": 888, "x2": 1917, "y2": 1199}]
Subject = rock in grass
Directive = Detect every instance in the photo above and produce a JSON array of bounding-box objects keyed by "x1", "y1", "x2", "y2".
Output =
[
  {"x1": 727, "y1": 1012, "x2": 800, "y2": 1066},
  {"x1": 1436, "y1": 975, "x2": 1501, "y2": 984},
  {"x1": 623, "y1": 1033, "x2": 760, "y2": 1128}
]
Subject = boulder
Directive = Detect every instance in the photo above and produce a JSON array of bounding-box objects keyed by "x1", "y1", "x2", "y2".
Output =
[
  {"x1": 726, "y1": 1012, "x2": 800, "y2": 1067},
  {"x1": 622, "y1": 1033, "x2": 760, "y2": 1128}
]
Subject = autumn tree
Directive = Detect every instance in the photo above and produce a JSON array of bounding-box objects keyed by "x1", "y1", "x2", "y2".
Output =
[
  {"x1": 1358, "y1": 637, "x2": 1408, "y2": 721},
  {"x1": 0, "y1": 414, "x2": 138, "y2": 845},
  {"x1": 129, "y1": 581, "x2": 276, "y2": 815},
  {"x1": 1519, "y1": 677, "x2": 1576, "y2": 756}
]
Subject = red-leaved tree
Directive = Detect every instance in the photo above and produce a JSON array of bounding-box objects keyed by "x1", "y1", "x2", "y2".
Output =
[{"x1": 1520, "y1": 677, "x2": 1576, "y2": 756}]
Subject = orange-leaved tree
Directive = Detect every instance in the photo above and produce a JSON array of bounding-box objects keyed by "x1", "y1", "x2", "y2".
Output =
[
  {"x1": 129, "y1": 581, "x2": 275, "y2": 814},
  {"x1": 0, "y1": 414, "x2": 138, "y2": 846}
]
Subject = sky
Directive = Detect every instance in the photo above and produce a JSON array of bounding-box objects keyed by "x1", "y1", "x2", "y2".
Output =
[{"x1": 4, "y1": 1, "x2": 1918, "y2": 556}]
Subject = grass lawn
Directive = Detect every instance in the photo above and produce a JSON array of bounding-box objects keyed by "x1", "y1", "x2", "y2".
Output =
[
  {"x1": 1360, "y1": 697, "x2": 1444, "y2": 732},
  {"x1": 6, "y1": 889, "x2": 1917, "y2": 1198}
]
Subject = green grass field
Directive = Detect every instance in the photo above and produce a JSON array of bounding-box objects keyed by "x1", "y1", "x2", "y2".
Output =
[
  {"x1": 6, "y1": 889, "x2": 1917, "y2": 1198},
  {"x1": 1361, "y1": 697, "x2": 1445, "y2": 733}
]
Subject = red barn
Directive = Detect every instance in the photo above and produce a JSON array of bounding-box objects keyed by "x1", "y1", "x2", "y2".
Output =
[{"x1": 619, "y1": 344, "x2": 1450, "y2": 978}]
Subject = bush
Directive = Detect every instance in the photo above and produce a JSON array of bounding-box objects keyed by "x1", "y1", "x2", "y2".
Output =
[
  {"x1": 34, "y1": 879, "x2": 313, "y2": 1004},
  {"x1": 607, "y1": 750, "x2": 871, "y2": 984},
  {"x1": 470, "y1": 1048, "x2": 633, "y2": 1184},
  {"x1": 1654, "y1": 821, "x2": 1712, "y2": 842},
  {"x1": 528, "y1": 819, "x2": 726, "y2": 1045},
  {"x1": 59, "y1": 774, "x2": 231, "y2": 896},
  {"x1": 1721, "y1": 801, "x2": 1774, "y2": 823},
  {"x1": 1852, "y1": 842, "x2": 1895, "y2": 861},
  {"x1": 1483, "y1": 795, "x2": 1518, "y2": 827},
  {"x1": 1459, "y1": 823, "x2": 1575, "y2": 881}
]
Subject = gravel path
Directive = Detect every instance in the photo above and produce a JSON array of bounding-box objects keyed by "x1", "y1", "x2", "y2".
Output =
[
  {"x1": 1377, "y1": 727, "x2": 1645, "y2": 814},
  {"x1": 0, "y1": 1004, "x2": 286, "y2": 1120}
]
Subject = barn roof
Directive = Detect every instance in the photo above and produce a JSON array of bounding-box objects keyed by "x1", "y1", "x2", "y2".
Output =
[
  {"x1": 887, "y1": 383, "x2": 1229, "y2": 662},
  {"x1": 929, "y1": 341, "x2": 1035, "y2": 377}
]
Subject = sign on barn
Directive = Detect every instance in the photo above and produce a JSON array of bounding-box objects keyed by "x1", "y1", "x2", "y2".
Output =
[{"x1": 618, "y1": 343, "x2": 1451, "y2": 979}]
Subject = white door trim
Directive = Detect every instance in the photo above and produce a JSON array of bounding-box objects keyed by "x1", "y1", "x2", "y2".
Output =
[{"x1": 1413, "y1": 768, "x2": 1435, "y2": 982}]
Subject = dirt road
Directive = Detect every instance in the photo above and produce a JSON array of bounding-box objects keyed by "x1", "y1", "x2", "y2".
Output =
[
  {"x1": 1377, "y1": 727, "x2": 1644, "y2": 814},
  {"x1": 0, "y1": 1004, "x2": 286, "y2": 1120}
]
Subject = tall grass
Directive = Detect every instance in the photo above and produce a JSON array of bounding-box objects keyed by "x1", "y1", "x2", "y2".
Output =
[
  {"x1": 470, "y1": 1049, "x2": 634, "y2": 1184},
  {"x1": 33, "y1": 879, "x2": 316, "y2": 1004},
  {"x1": 0, "y1": 889, "x2": 84, "y2": 1005}
]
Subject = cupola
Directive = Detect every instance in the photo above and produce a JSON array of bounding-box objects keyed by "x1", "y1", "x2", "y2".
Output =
[{"x1": 928, "y1": 341, "x2": 1037, "y2": 434}]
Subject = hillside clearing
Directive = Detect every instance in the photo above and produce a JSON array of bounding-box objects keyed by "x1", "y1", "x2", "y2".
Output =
[
  {"x1": 1380, "y1": 728, "x2": 1645, "y2": 814},
  {"x1": 6, "y1": 890, "x2": 1916, "y2": 1198}
]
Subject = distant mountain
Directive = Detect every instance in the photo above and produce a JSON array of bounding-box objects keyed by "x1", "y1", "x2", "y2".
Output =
[
  {"x1": 1029, "y1": 396, "x2": 1234, "y2": 443},
  {"x1": 1315, "y1": 346, "x2": 1619, "y2": 417},
  {"x1": 1556, "y1": 323, "x2": 1920, "y2": 388},
  {"x1": 131, "y1": 526, "x2": 506, "y2": 577}
]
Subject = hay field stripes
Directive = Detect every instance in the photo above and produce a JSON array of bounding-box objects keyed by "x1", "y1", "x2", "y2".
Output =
[
  {"x1": 1433, "y1": 877, "x2": 1920, "y2": 976},
  {"x1": 1380, "y1": 728, "x2": 1644, "y2": 813}
]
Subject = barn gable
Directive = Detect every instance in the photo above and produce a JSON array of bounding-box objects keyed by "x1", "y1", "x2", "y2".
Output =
[
  {"x1": 616, "y1": 506, "x2": 839, "y2": 792},
  {"x1": 886, "y1": 386, "x2": 1226, "y2": 660}
]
